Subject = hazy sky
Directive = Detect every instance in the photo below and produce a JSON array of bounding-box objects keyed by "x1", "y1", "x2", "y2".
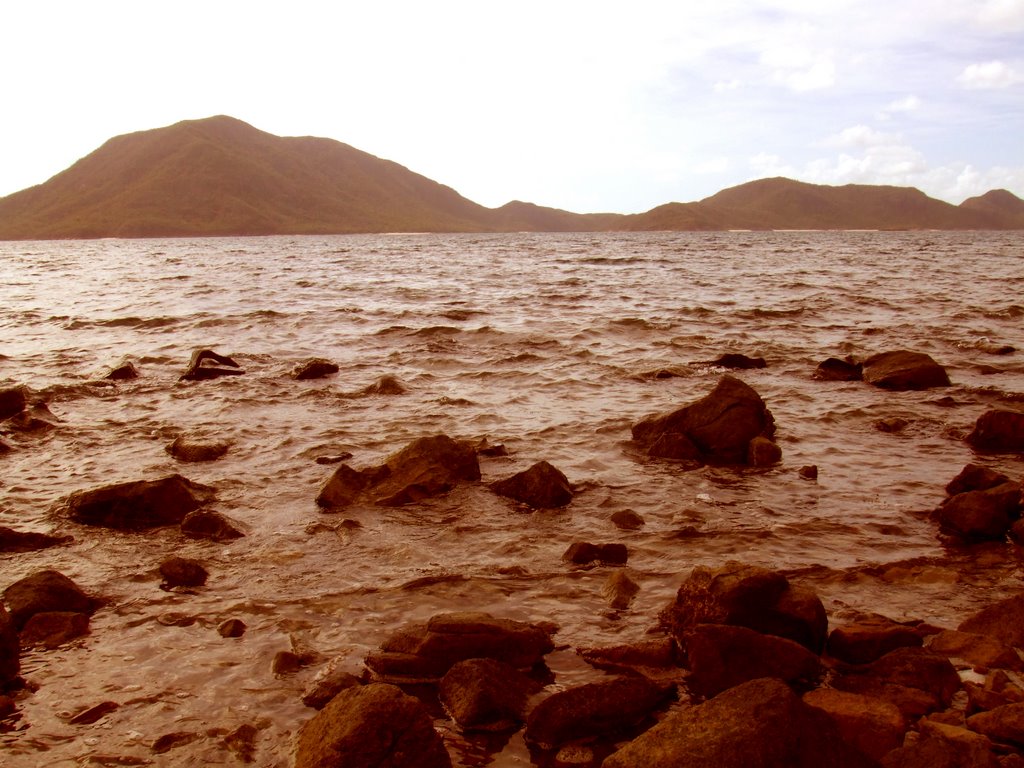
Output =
[{"x1": 2, "y1": 0, "x2": 1022, "y2": 213}]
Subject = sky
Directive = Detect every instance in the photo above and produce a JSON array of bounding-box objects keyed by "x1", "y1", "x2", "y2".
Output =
[{"x1": 2, "y1": 0, "x2": 1022, "y2": 214}]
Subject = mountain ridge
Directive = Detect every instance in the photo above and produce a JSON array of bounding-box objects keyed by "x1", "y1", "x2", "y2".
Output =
[{"x1": 0, "y1": 115, "x2": 1021, "y2": 239}]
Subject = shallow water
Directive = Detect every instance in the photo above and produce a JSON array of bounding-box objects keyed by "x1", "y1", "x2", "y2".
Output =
[{"x1": 1, "y1": 231, "x2": 1023, "y2": 765}]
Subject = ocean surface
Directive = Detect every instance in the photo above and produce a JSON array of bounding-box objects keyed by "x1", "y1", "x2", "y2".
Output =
[{"x1": 1, "y1": 231, "x2": 1023, "y2": 766}]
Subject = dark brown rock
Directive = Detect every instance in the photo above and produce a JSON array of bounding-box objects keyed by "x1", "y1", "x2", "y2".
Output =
[
  {"x1": 685, "y1": 623, "x2": 822, "y2": 697},
  {"x1": 601, "y1": 677, "x2": 877, "y2": 768},
  {"x1": 706, "y1": 353, "x2": 767, "y2": 369},
  {"x1": 947, "y1": 464, "x2": 1012, "y2": 496},
  {"x1": 604, "y1": 570, "x2": 640, "y2": 609},
  {"x1": 578, "y1": 638, "x2": 678, "y2": 678},
  {"x1": 104, "y1": 359, "x2": 139, "y2": 380},
  {"x1": 273, "y1": 650, "x2": 316, "y2": 675},
  {"x1": 799, "y1": 464, "x2": 819, "y2": 480},
  {"x1": 0, "y1": 604, "x2": 18, "y2": 685},
  {"x1": 813, "y1": 357, "x2": 863, "y2": 382},
  {"x1": 166, "y1": 435, "x2": 230, "y2": 462},
  {"x1": 159, "y1": 557, "x2": 208, "y2": 588},
  {"x1": 524, "y1": 676, "x2": 671, "y2": 750},
  {"x1": 827, "y1": 613, "x2": 923, "y2": 665},
  {"x1": 439, "y1": 658, "x2": 532, "y2": 731},
  {"x1": 224, "y1": 723, "x2": 259, "y2": 763},
  {"x1": 968, "y1": 702, "x2": 1024, "y2": 747},
  {"x1": 959, "y1": 594, "x2": 1024, "y2": 648},
  {"x1": 610, "y1": 509, "x2": 645, "y2": 530},
  {"x1": 180, "y1": 509, "x2": 244, "y2": 541},
  {"x1": 0, "y1": 385, "x2": 27, "y2": 420},
  {"x1": 152, "y1": 731, "x2": 202, "y2": 753},
  {"x1": 58, "y1": 474, "x2": 215, "y2": 530},
  {"x1": 19, "y1": 611, "x2": 90, "y2": 648},
  {"x1": 302, "y1": 665, "x2": 361, "y2": 709},
  {"x1": 862, "y1": 350, "x2": 950, "y2": 390},
  {"x1": 294, "y1": 682, "x2": 451, "y2": 768},
  {"x1": 748, "y1": 435, "x2": 782, "y2": 466},
  {"x1": 218, "y1": 618, "x2": 247, "y2": 638},
  {"x1": 69, "y1": 700, "x2": 119, "y2": 725},
  {"x1": 874, "y1": 417, "x2": 909, "y2": 433},
  {"x1": 883, "y1": 720, "x2": 1000, "y2": 768},
  {"x1": 832, "y1": 647, "x2": 961, "y2": 719},
  {"x1": 180, "y1": 348, "x2": 243, "y2": 381},
  {"x1": 564, "y1": 542, "x2": 628, "y2": 566},
  {"x1": 361, "y1": 374, "x2": 407, "y2": 395},
  {"x1": 967, "y1": 409, "x2": 1024, "y2": 453},
  {"x1": 632, "y1": 375, "x2": 779, "y2": 465},
  {"x1": 490, "y1": 460, "x2": 573, "y2": 508},
  {"x1": 292, "y1": 358, "x2": 339, "y2": 380},
  {"x1": 3, "y1": 569, "x2": 98, "y2": 630},
  {"x1": 929, "y1": 629, "x2": 1023, "y2": 671},
  {"x1": 803, "y1": 688, "x2": 905, "y2": 761},
  {"x1": 0, "y1": 526, "x2": 72, "y2": 553},
  {"x1": 937, "y1": 482, "x2": 1021, "y2": 540}
]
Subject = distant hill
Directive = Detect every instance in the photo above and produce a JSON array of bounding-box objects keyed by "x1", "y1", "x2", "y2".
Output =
[{"x1": 0, "y1": 116, "x2": 1021, "y2": 239}]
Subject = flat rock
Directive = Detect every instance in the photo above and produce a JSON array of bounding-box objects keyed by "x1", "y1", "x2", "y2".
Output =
[
  {"x1": 704, "y1": 353, "x2": 767, "y2": 369},
  {"x1": 884, "y1": 720, "x2": 1000, "y2": 768},
  {"x1": 827, "y1": 613, "x2": 924, "y2": 665},
  {"x1": 967, "y1": 702, "x2": 1024, "y2": 747},
  {"x1": 294, "y1": 682, "x2": 451, "y2": 768},
  {"x1": 166, "y1": 436, "x2": 230, "y2": 462},
  {"x1": 439, "y1": 658, "x2": 533, "y2": 731},
  {"x1": 862, "y1": 350, "x2": 950, "y2": 390},
  {"x1": 967, "y1": 408, "x2": 1024, "y2": 453},
  {"x1": 0, "y1": 526, "x2": 72, "y2": 553},
  {"x1": 832, "y1": 646, "x2": 961, "y2": 720},
  {"x1": 959, "y1": 594, "x2": 1024, "y2": 649},
  {"x1": 3, "y1": 569, "x2": 98, "y2": 630},
  {"x1": 803, "y1": 688, "x2": 905, "y2": 761},
  {"x1": 928, "y1": 629, "x2": 1023, "y2": 671},
  {"x1": 19, "y1": 611, "x2": 90, "y2": 648},
  {"x1": 490, "y1": 460, "x2": 573, "y2": 508},
  {"x1": 57, "y1": 474, "x2": 215, "y2": 530}
]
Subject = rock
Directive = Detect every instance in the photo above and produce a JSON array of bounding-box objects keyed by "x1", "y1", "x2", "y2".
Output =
[
  {"x1": 361, "y1": 375, "x2": 407, "y2": 395},
  {"x1": 0, "y1": 385, "x2": 27, "y2": 420},
  {"x1": 967, "y1": 409, "x2": 1024, "y2": 453},
  {"x1": 969, "y1": 702, "x2": 1024, "y2": 747},
  {"x1": 490, "y1": 460, "x2": 573, "y2": 508},
  {"x1": 578, "y1": 638, "x2": 678, "y2": 678},
  {"x1": 936, "y1": 482, "x2": 1021, "y2": 540},
  {"x1": 861, "y1": 350, "x2": 950, "y2": 390},
  {"x1": 799, "y1": 464, "x2": 819, "y2": 480},
  {"x1": 874, "y1": 417, "x2": 909, "y2": 433},
  {"x1": 604, "y1": 570, "x2": 640, "y2": 609},
  {"x1": 218, "y1": 619, "x2": 247, "y2": 638},
  {"x1": 524, "y1": 676, "x2": 671, "y2": 750},
  {"x1": 439, "y1": 658, "x2": 533, "y2": 731},
  {"x1": 317, "y1": 434, "x2": 480, "y2": 509},
  {"x1": 832, "y1": 647, "x2": 961, "y2": 719},
  {"x1": 166, "y1": 435, "x2": 230, "y2": 462},
  {"x1": 803, "y1": 688, "x2": 905, "y2": 761},
  {"x1": 475, "y1": 437, "x2": 508, "y2": 457},
  {"x1": 69, "y1": 700, "x2": 120, "y2": 725},
  {"x1": 0, "y1": 437, "x2": 11, "y2": 454},
  {"x1": 180, "y1": 348, "x2": 244, "y2": 381},
  {"x1": 159, "y1": 557, "x2": 208, "y2": 588},
  {"x1": 104, "y1": 359, "x2": 139, "y2": 380},
  {"x1": 827, "y1": 613, "x2": 924, "y2": 665},
  {"x1": 180, "y1": 509, "x2": 244, "y2": 541},
  {"x1": 152, "y1": 731, "x2": 202, "y2": 754},
  {"x1": 601, "y1": 677, "x2": 876, "y2": 768},
  {"x1": 58, "y1": 474, "x2": 215, "y2": 531},
  {"x1": 610, "y1": 509, "x2": 645, "y2": 530},
  {"x1": 659, "y1": 562, "x2": 828, "y2": 654},
  {"x1": 5, "y1": 402, "x2": 60, "y2": 432},
  {"x1": 302, "y1": 665, "x2": 361, "y2": 709},
  {"x1": 0, "y1": 526, "x2": 72, "y2": 553},
  {"x1": 365, "y1": 611, "x2": 554, "y2": 683},
  {"x1": 705, "y1": 353, "x2": 767, "y2": 369},
  {"x1": 3, "y1": 570, "x2": 98, "y2": 630},
  {"x1": 959, "y1": 594, "x2": 1024, "y2": 649},
  {"x1": 19, "y1": 611, "x2": 90, "y2": 648},
  {"x1": 884, "y1": 720, "x2": 1001, "y2": 768},
  {"x1": 0, "y1": 604, "x2": 19, "y2": 685},
  {"x1": 929, "y1": 629, "x2": 1023, "y2": 671},
  {"x1": 292, "y1": 358, "x2": 339, "y2": 380},
  {"x1": 748, "y1": 435, "x2": 782, "y2": 466},
  {"x1": 564, "y1": 542, "x2": 628, "y2": 566},
  {"x1": 685, "y1": 623, "x2": 822, "y2": 698},
  {"x1": 813, "y1": 357, "x2": 863, "y2": 382},
  {"x1": 632, "y1": 375, "x2": 779, "y2": 465},
  {"x1": 224, "y1": 723, "x2": 259, "y2": 763},
  {"x1": 273, "y1": 650, "x2": 316, "y2": 675},
  {"x1": 294, "y1": 682, "x2": 451, "y2": 768},
  {"x1": 947, "y1": 464, "x2": 1012, "y2": 496},
  {"x1": 965, "y1": 670, "x2": 1024, "y2": 713}
]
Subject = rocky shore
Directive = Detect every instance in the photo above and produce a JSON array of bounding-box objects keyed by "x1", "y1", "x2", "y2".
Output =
[{"x1": 2, "y1": 344, "x2": 1024, "y2": 767}]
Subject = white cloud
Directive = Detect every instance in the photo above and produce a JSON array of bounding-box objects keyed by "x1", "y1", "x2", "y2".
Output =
[
  {"x1": 760, "y1": 45, "x2": 836, "y2": 91},
  {"x1": 956, "y1": 60, "x2": 1024, "y2": 89},
  {"x1": 713, "y1": 79, "x2": 742, "y2": 92},
  {"x1": 823, "y1": 125, "x2": 897, "y2": 149}
]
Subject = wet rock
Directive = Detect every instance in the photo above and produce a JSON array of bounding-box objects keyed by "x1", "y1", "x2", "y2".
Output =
[
  {"x1": 180, "y1": 509, "x2": 244, "y2": 541},
  {"x1": 0, "y1": 437, "x2": 10, "y2": 454},
  {"x1": 610, "y1": 509, "x2": 645, "y2": 530},
  {"x1": 224, "y1": 723, "x2": 259, "y2": 763},
  {"x1": 524, "y1": 676, "x2": 672, "y2": 750},
  {"x1": 862, "y1": 350, "x2": 950, "y2": 390},
  {"x1": 632, "y1": 375, "x2": 779, "y2": 466},
  {"x1": 365, "y1": 611, "x2": 554, "y2": 683},
  {"x1": 685, "y1": 623, "x2": 821, "y2": 697},
  {"x1": 439, "y1": 658, "x2": 532, "y2": 731},
  {"x1": 103, "y1": 359, "x2": 139, "y2": 380},
  {"x1": 799, "y1": 464, "x2": 819, "y2": 480},
  {"x1": 302, "y1": 664, "x2": 361, "y2": 709},
  {"x1": 294, "y1": 682, "x2": 451, "y2": 768},
  {"x1": 159, "y1": 557, "x2": 208, "y2": 588},
  {"x1": 965, "y1": 670, "x2": 1024, "y2": 713},
  {"x1": 659, "y1": 562, "x2": 828, "y2": 654},
  {"x1": 3, "y1": 570, "x2": 98, "y2": 630},
  {"x1": 166, "y1": 435, "x2": 230, "y2": 462},
  {"x1": 959, "y1": 594, "x2": 1024, "y2": 650},
  {"x1": 814, "y1": 357, "x2": 863, "y2": 382},
  {"x1": 490, "y1": 460, "x2": 573, "y2": 509},
  {"x1": 0, "y1": 604, "x2": 19, "y2": 685},
  {"x1": 936, "y1": 482, "x2": 1021, "y2": 540},
  {"x1": 0, "y1": 385, "x2": 27, "y2": 420},
  {"x1": 967, "y1": 409, "x2": 1024, "y2": 453},
  {"x1": 929, "y1": 629, "x2": 1023, "y2": 671},
  {"x1": 273, "y1": 650, "x2": 316, "y2": 675},
  {"x1": 947, "y1": 464, "x2": 1012, "y2": 496},
  {"x1": 803, "y1": 688, "x2": 905, "y2": 761},
  {"x1": 827, "y1": 613, "x2": 924, "y2": 665},
  {"x1": 218, "y1": 618, "x2": 247, "y2": 638},
  {"x1": 747, "y1": 434, "x2": 782, "y2": 466},
  {"x1": 19, "y1": 611, "x2": 90, "y2": 648},
  {"x1": 832, "y1": 646, "x2": 961, "y2": 720},
  {"x1": 884, "y1": 720, "x2": 1001, "y2": 768},
  {"x1": 0, "y1": 526, "x2": 72, "y2": 553},
  {"x1": 968, "y1": 702, "x2": 1024, "y2": 747},
  {"x1": 704, "y1": 353, "x2": 767, "y2": 369},
  {"x1": 874, "y1": 417, "x2": 909, "y2": 433},
  {"x1": 180, "y1": 348, "x2": 244, "y2": 381},
  {"x1": 5, "y1": 401, "x2": 60, "y2": 432},
  {"x1": 578, "y1": 637, "x2": 678, "y2": 679},
  {"x1": 57, "y1": 474, "x2": 215, "y2": 531},
  {"x1": 602, "y1": 676, "x2": 876, "y2": 768},
  {"x1": 152, "y1": 731, "x2": 202, "y2": 754},
  {"x1": 315, "y1": 453, "x2": 353, "y2": 465},
  {"x1": 68, "y1": 700, "x2": 119, "y2": 725},
  {"x1": 563, "y1": 542, "x2": 628, "y2": 565},
  {"x1": 604, "y1": 570, "x2": 640, "y2": 609},
  {"x1": 361, "y1": 374, "x2": 407, "y2": 395},
  {"x1": 316, "y1": 434, "x2": 480, "y2": 509},
  {"x1": 292, "y1": 357, "x2": 339, "y2": 380}
]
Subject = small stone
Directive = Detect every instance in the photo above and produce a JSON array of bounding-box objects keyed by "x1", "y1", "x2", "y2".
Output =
[
  {"x1": 875, "y1": 417, "x2": 909, "y2": 433},
  {"x1": 152, "y1": 731, "x2": 201, "y2": 754},
  {"x1": 610, "y1": 509, "x2": 645, "y2": 530},
  {"x1": 180, "y1": 510, "x2": 243, "y2": 541},
  {"x1": 159, "y1": 557, "x2": 208, "y2": 588},
  {"x1": 218, "y1": 619, "x2": 247, "y2": 638},
  {"x1": 69, "y1": 700, "x2": 120, "y2": 725},
  {"x1": 272, "y1": 650, "x2": 315, "y2": 675},
  {"x1": 292, "y1": 358, "x2": 339, "y2": 380},
  {"x1": 799, "y1": 465, "x2": 819, "y2": 480}
]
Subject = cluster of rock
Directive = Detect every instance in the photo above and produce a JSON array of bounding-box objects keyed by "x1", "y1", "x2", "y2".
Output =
[
  {"x1": 814, "y1": 350, "x2": 951, "y2": 390},
  {"x1": 934, "y1": 463, "x2": 1022, "y2": 542}
]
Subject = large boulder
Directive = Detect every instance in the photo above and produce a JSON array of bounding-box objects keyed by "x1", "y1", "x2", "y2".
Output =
[
  {"x1": 946, "y1": 464, "x2": 1011, "y2": 496},
  {"x1": 936, "y1": 482, "x2": 1021, "y2": 540},
  {"x1": 57, "y1": 474, "x2": 215, "y2": 530},
  {"x1": 365, "y1": 612, "x2": 554, "y2": 683},
  {"x1": 831, "y1": 647, "x2": 961, "y2": 720},
  {"x1": 632, "y1": 376, "x2": 779, "y2": 466},
  {"x1": 0, "y1": 604, "x2": 18, "y2": 685},
  {"x1": 958, "y1": 593, "x2": 1024, "y2": 649},
  {"x1": 294, "y1": 682, "x2": 451, "y2": 768},
  {"x1": 967, "y1": 409, "x2": 1024, "y2": 453},
  {"x1": 659, "y1": 563, "x2": 828, "y2": 654},
  {"x1": 317, "y1": 434, "x2": 480, "y2": 509},
  {"x1": 439, "y1": 658, "x2": 533, "y2": 731},
  {"x1": 803, "y1": 688, "x2": 905, "y2": 761},
  {"x1": 967, "y1": 701, "x2": 1024, "y2": 748},
  {"x1": 861, "y1": 351, "x2": 950, "y2": 391},
  {"x1": 3, "y1": 570, "x2": 98, "y2": 630},
  {"x1": 19, "y1": 611, "x2": 90, "y2": 649},
  {"x1": 600, "y1": 677, "x2": 877, "y2": 768},
  {"x1": 524, "y1": 676, "x2": 672, "y2": 750},
  {"x1": 490, "y1": 461, "x2": 573, "y2": 509}
]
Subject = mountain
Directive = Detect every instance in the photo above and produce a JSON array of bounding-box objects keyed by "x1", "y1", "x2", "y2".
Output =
[{"x1": 0, "y1": 117, "x2": 1021, "y2": 239}]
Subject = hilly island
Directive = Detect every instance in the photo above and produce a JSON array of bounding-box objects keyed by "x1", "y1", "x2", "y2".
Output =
[{"x1": 0, "y1": 115, "x2": 1021, "y2": 239}]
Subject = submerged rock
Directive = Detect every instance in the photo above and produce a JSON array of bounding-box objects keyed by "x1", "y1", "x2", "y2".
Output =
[
  {"x1": 564, "y1": 542, "x2": 628, "y2": 566},
  {"x1": 57, "y1": 474, "x2": 215, "y2": 530},
  {"x1": 0, "y1": 526, "x2": 72, "y2": 553},
  {"x1": 292, "y1": 357, "x2": 339, "y2": 380},
  {"x1": 360, "y1": 374, "x2": 407, "y2": 395},
  {"x1": 490, "y1": 460, "x2": 573, "y2": 509},
  {"x1": 3, "y1": 569, "x2": 98, "y2": 630},
  {"x1": 439, "y1": 658, "x2": 533, "y2": 731},
  {"x1": 813, "y1": 357, "x2": 863, "y2": 382},
  {"x1": 294, "y1": 682, "x2": 451, "y2": 768},
  {"x1": 103, "y1": 358, "x2": 139, "y2": 380},
  {"x1": 632, "y1": 375, "x2": 779, "y2": 466},
  {"x1": 159, "y1": 557, "x2": 208, "y2": 588},
  {"x1": 180, "y1": 348, "x2": 244, "y2": 381},
  {"x1": 0, "y1": 385, "x2": 27, "y2": 420},
  {"x1": 861, "y1": 350, "x2": 950, "y2": 390},
  {"x1": 936, "y1": 482, "x2": 1020, "y2": 540},
  {"x1": 180, "y1": 509, "x2": 244, "y2": 541},
  {"x1": 166, "y1": 435, "x2": 230, "y2": 462},
  {"x1": 610, "y1": 509, "x2": 645, "y2": 530},
  {"x1": 966, "y1": 408, "x2": 1024, "y2": 453},
  {"x1": 703, "y1": 353, "x2": 767, "y2": 370},
  {"x1": 302, "y1": 663, "x2": 361, "y2": 709}
]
